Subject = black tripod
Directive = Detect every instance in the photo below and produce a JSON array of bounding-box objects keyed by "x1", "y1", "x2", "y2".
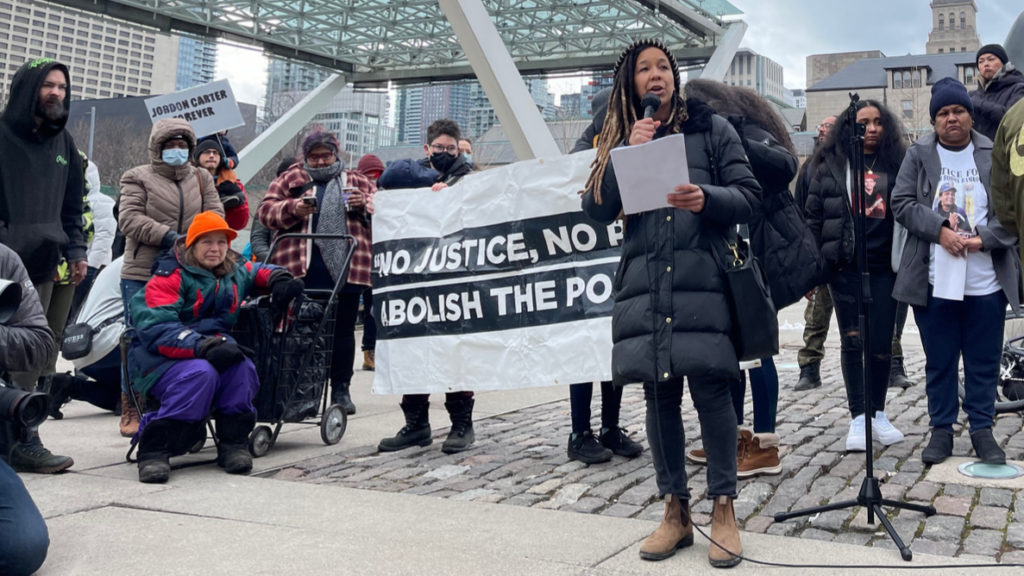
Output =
[{"x1": 773, "y1": 94, "x2": 936, "y2": 562}]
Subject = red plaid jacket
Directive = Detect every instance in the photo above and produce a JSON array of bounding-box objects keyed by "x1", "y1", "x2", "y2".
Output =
[{"x1": 256, "y1": 164, "x2": 376, "y2": 286}]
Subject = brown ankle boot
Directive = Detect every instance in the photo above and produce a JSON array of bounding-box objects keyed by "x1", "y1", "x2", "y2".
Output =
[
  {"x1": 639, "y1": 495, "x2": 694, "y2": 561},
  {"x1": 738, "y1": 432, "x2": 782, "y2": 478},
  {"x1": 709, "y1": 495, "x2": 742, "y2": 568},
  {"x1": 362, "y1": 350, "x2": 375, "y2": 371},
  {"x1": 120, "y1": 392, "x2": 141, "y2": 438}
]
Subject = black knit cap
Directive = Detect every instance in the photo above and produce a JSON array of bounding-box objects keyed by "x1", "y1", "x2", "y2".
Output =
[
  {"x1": 193, "y1": 138, "x2": 224, "y2": 163},
  {"x1": 977, "y1": 44, "x2": 1008, "y2": 65},
  {"x1": 930, "y1": 77, "x2": 974, "y2": 120}
]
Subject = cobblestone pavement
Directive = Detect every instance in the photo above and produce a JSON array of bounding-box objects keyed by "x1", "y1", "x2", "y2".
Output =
[{"x1": 273, "y1": 349, "x2": 1024, "y2": 564}]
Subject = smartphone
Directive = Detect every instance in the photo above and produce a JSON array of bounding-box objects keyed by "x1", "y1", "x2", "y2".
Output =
[{"x1": 301, "y1": 196, "x2": 318, "y2": 208}]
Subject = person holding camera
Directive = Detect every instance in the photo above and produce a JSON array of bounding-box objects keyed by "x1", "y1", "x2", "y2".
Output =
[
  {"x1": 257, "y1": 132, "x2": 376, "y2": 416},
  {"x1": 128, "y1": 212, "x2": 302, "y2": 483}
]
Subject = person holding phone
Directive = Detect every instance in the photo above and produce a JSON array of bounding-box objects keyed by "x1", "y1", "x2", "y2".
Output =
[{"x1": 257, "y1": 132, "x2": 376, "y2": 416}]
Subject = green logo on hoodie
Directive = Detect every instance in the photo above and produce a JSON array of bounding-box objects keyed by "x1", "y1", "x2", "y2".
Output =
[
  {"x1": 56, "y1": 155, "x2": 67, "y2": 165},
  {"x1": 29, "y1": 57, "x2": 56, "y2": 69}
]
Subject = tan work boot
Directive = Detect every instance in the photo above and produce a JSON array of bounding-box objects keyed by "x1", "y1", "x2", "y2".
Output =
[
  {"x1": 362, "y1": 350, "x2": 375, "y2": 371},
  {"x1": 737, "y1": 432, "x2": 782, "y2": 478},
  {"x1": 687, "y1": 428, "x2": 751, "y2": 466},
  {"x1": 639, "y1": 494, "x2": 694, "y2": 561},
  {"x1": 709, "y1": 495, "x2": 742, "y2": 568},
  {"x1": 120, "y1": 392, "x2": 141, "y2": 438}
]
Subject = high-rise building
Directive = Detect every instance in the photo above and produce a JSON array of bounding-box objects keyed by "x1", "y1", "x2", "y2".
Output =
[
  {"x1": 926, "y1": 0, "x2": 981, "y2": 55},
  {"x1": 466, "y1": 79, "x2": 554, "y2": 138},
  {"x1": 397, "y1": 83, "x2": 472, "y2": 145},
  {"x1": 560, "y1": 93, "x2": 582, "y2": 118},
  {"x1": 175, "y1": 37, "x2": 216, "y2": 90},
  {"x1": 0, "y1": 0, "x2": 178, "y2": 106},
  {"x1": 791, "y1": 88, "x2": 807, "y2": 109},
  {"x1": 581, "y1": 73, "x2": 614, "y2": 117},
  {"x1": 304, "y1": 86, "x2": 394, "y2": 158},
  {"x1": 722, "y1": 48, "x2": 787, "y2": 107},
  {"x1": 265, "y1": 59, "x2": 332, "y2": 119}
]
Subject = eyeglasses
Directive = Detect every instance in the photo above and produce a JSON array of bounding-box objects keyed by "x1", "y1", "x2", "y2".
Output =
[
  {"x1": 430, "y1": 144, "x2": 459, "y2": 154},
  {"x1": 817, "y1": 123, "x2": 834, "y2": 131},
  {"x1": 306, "y1": 152, "x2": 336, "y2": 164}
]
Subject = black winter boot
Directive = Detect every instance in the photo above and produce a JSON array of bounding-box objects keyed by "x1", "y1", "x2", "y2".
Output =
[
  {"x1": 794, "y1": 363, "x2": 822, "y2": 391},
  {"x1": 137, "y1": 419, "x2": 179, "y2": 483},
  {"x1": 10, "y1": 430, "x2": 74, "y2": 474},
  {"x1": 331, "y1": 381, "x2": 357, "y2": 415},
  {"x1": 600, "y1": 426, "x2": 644, "y2": 458},
  {"x1": 888, "y1": 358, "x2": 912, "y2": 389},
  {"x1": 921, "y1": 428, "x2": 954, "y2": 465},
  {"x1": 379, "y1": 401, "x2": 431, "y2": 452},
  {"x1": 970, "y1": 428, "x2": 1006, "y2": 465},
  {"x1": 39, "y1": 373, "x2": 75, "y2": 420},
  {"x1": 568, "y1": 430, "x2": 613, "y2": 464},
  {"x1": 442, "y1": 397, "x2": 475, "y2": 454},
  {"x1": 215, "y1": 412, "x2": 257, "y2": 474}
]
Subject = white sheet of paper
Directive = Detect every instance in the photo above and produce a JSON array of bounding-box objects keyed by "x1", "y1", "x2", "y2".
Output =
[
  {"x1": 932, "y1": 248, "x2": 967, "y2": 301},
  {"x1": 610, "y1": 134, "x2": 690, "y2": 215}
]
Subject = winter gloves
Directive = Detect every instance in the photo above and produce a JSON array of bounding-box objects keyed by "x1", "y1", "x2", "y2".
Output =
[
  {"x1": 217, "y1": 180, "x2": 246, "y2": 210},
  {"x1": 270, "y1": 276, "x2": 304, "y2": 312},
  {"x1": 197, "y1": 336, "x2": 252, "y2": 373},
  {"x1": 161, "y1": 231, "x2": 182, "y2": 249}
]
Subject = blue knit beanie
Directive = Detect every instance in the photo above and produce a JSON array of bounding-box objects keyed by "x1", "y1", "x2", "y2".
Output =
[{"x1": 929, "y1": 77, "x2": 974, "y2": 120}]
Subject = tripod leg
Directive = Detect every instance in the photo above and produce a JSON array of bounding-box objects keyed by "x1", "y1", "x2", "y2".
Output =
[
  {"x1": 873, "y1": 504, "x2": 913, "y2": 561},
  {"x1": 882, "y1": 499, "x2": 936, "y2": 516},
  {"x1": 773, "y1": 500, "x2": 858, "y2": 523}
]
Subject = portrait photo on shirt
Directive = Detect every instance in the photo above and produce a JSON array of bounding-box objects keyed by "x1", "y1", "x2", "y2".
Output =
[
  {"x1": 862, "y1": 172, "x2": 887, "y2": 219},
  {"x1": 933, "y1": 180, "x2": 976, "y2": 236}
]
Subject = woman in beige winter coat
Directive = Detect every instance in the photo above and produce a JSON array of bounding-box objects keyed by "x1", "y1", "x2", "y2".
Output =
[{"x1": 115, "y1": 118, "x2": 223, "y2": 437}]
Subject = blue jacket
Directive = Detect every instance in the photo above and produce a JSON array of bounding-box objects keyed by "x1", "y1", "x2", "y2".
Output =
[{"x1": 378, "y1": 158, "x2": 441, "y2": 190}]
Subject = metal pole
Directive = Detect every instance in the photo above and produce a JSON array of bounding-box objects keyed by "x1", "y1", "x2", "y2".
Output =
[{"x1": 87, "y1": 107, "x2": 96, "y2": 159}]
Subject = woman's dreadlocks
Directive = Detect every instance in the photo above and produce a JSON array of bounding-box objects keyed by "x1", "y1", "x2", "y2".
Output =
[{"x1": 586, "y1": 39, "x2": 688, "y2": 205}]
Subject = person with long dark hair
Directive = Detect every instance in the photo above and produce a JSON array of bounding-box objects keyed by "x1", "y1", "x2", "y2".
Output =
[
  {"x1": 805, "y1": 100, "x2": 908, "y2": 452},
  {"x1": 582, "y1": 39, "x2": 760, "y2": 568}
]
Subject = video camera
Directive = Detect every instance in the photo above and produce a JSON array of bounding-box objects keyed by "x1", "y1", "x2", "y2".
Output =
[{"x1": 0, "y1": 279, "x2": 51, "y2": 458}]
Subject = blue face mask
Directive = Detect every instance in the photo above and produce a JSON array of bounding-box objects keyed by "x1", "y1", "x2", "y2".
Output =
[
  {"x1": 161, "y1": 148, "x2": 190, "y2": 166},
  {"x1": 464, "y1": 153, "x2": 473, "y2": 163}
]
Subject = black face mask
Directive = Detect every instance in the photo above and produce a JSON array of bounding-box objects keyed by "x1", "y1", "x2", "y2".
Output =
[{"x1": 430, "y1": 151, "x2": 457, "y2": 175}]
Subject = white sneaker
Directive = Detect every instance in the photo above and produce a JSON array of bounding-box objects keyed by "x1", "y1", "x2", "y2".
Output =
[
  {"x1": 872, "y1": 411, "x2": 905, "y2": 446},
  {"x1": 846, "y1": 415, "x2": 866, "y2": 452}
]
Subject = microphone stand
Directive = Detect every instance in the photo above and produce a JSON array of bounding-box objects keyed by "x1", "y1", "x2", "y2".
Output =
[{"x1": 773, "y1": 93, "x2": 936, "y2": 562}]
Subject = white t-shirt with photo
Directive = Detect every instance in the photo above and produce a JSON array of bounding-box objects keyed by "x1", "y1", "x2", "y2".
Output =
[{"x1": 928, "y1": 142, "x2": 1000, "y2": 297}]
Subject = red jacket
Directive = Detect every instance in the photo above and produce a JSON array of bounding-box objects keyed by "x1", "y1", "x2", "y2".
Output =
[{"x1": 256, "y1": 164, "x2": 375, "y2": 286}]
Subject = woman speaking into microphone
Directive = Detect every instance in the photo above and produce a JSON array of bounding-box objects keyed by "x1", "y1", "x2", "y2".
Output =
[{"x1": 581, "y1": 39, "x2": 760, "y2": 568}]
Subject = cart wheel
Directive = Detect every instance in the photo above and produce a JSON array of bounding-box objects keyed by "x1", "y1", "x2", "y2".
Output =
[
  {"x1": 248, "y1": 426, "x2": 273, "y2": 458},
  {"x1": 321, "y1": 405, "x2": 347, "y2": 446},
  {"x1": 188, "y1": 436, "x2": 206, "y2": 454}
]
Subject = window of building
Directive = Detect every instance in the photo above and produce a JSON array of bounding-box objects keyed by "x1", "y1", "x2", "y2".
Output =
[
  {"x1": 72, "y1": 75, "x2": 82, "y2": 83},
  {"x1": 128, "y1": 77, "x2": 137, "y2": 84},
  {"x1": 74, "y1": 48, "x2": 86, "y2": 55},
  {"x1": 114, "y1": 74, "x2": 124, "y2": 81},
  {"x1": 47, "y1": 23, "x2": 58, "y2": 31},
  {"x1": 105, "y1": 27, "x2": 116, "y2": 33},
  {"x1": 45, "y1": 41, "x2": 56, "y2": 49},
  {"x1": 116, "y1": 57, "x2": 126, "y2": 63},
  {"x1": 88, "y1": 59, "x2": 98, "y2": 67},
  {"x1": 104, "y1": 36, "x2": 114, "y2": 43},
  {"x1": 101, "y1": 63, "x2": 111, "y2": 70},
  {"x1": 31, "y1": 20, "x2": 42, "y2": 27},
  {"x1": 960, "y1": 12, "x2": 966, "y2": 28},
  {"x1": 142, "y1": 71, "x2": 151, "y2": 77},
  {"x1": 103, "y1": 46, "x2": 113, "y2": 53},
  {"x1": 116, "y1": 48, "x2": 127, "y2": 55},
  {"x1": 938, "y1": 48, "x2": 944, "y2": 54},
  {"x1": 140, "y1": 89, "x2": 150, "y2": 94},
  {"x1": 73, "y1": 57, "x2": 84, "y2": 64},
  {"x1": 100, "y1": 81, "x2": 110, "y2": 87},
  {"x1": 143, "y1": 45, "x2": 153, "y2": 52},
  {"x1": 85, "y1": 87, "x2": 95, "y2": 95},
  {"x1": 30, "y1": 29, "x2": 41, "y2": 37},
  {"x1": 64, "y1": 18, "x2": 75, "y2": 24},
  {"x1": 130, "y1": 59, "x2": 139, "y2": 66},
  {"x1": 117, "y1": 39, "x2": 127, "y2": 46},
  {"x1": 144, "y1": 37, "x2": 154, "y2": 43},
  {"x1": 13, "y1": 6, "x2": 27, "y2": 14},
  {"x1": 142, "y1": 80, "x2": 150, "y2": 87},
  {"x1": 28, "y1": 48, "x2": 39, "y2": 56},
  {"x1": 87, "y1": 69, "x2": 97, "y2": 77},
  {"x1": 13, "y1": 16, "x2": 26, "y2": 24},
  {"x1": 76, "y1": 30, "x2": 87, "y2": 37},
  {"x1": 116, "y1": 65, "x2": 125, "y2": 72},
  {"x1": 964, "y1": 66, "x2": 976, "y2": 85},
  {"x1": 962, "y1": 47, "x2": 967, "y2": 53},
  {"x1": 29, "y1": 38, "x2": 40, "y2": 46},
  {"x1": 913, "y1": 70, "x2": 921, "y2": 87},
  {"x1": 99, "y1": 90, "x2": 109, "y2": 97},
  {"x1": 101, "y1": 71, "x2": 111, "y2": 78}
]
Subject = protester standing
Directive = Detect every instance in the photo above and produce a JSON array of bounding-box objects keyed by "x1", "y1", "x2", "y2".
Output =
[
  {"x1": 193, "y1": 138, "x2": 249, "y2": 230},
  {"x1": 355, "y1": 154, "x2": 384, "y2": 372},
  {"x1": 804, "y1": 100, "x2": 908, "y2": 452},
  {"x1": 582, "y1": 39, "x2": 760, "y2": 567},
  {"x1": 894, "y1": 78, "x2": 1019, "y2": 466},
  {"x1": 970, "y1": 44, "x2": 1024, "y2": 141},
  {"x1": 117, "y1": 118, "x2": 223, "y2": 437},
  {"x1": 258, "y1": 132, "x2": 375, "y2": 417},
  {"x1": 376, "y1": 119, "x2": 478, "y2": 455}
]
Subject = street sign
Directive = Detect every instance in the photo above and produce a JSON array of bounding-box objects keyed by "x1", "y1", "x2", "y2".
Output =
[{"x1": 145, "y1": 79, "x2": 244, "y2": 138}]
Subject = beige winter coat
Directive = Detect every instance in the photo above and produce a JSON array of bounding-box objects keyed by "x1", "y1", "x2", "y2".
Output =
[{"x1": 119, "y1": 119, "x2": 223, "y2": 282}]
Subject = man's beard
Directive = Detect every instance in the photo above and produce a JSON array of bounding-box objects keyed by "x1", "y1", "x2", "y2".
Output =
[{"x1": 35, "y1": 97, "x2": 66, "y2": 124}]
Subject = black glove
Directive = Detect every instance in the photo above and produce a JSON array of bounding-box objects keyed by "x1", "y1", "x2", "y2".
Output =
[
  {"x1": 270, "y1": 277, "x2": 304, "y2": 311},
  {"x1": 196, "y1": 337, "x2": 248, "y2": 373},
  {"x1": 161, "y1": 231, "x2": 181, "y2": 249}
]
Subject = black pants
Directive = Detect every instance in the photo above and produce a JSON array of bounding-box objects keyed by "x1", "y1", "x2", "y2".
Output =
[
  {"x1": 361, "y1": 287, "x2": 376, "y2": 352},
  {"x1": 569, "y1": 381, "x2": 621, "y2": 433},
  {"x1": 331, "y1": 287, "x2": 363, "y2": 386},
  {"x1": 645, "y1": 377, "x2": 737, "y2": 500},
  {"x1": 829, "y1": 267, "x2": 898, "y2": 418}
]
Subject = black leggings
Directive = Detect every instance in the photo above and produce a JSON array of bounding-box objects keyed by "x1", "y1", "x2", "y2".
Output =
[
  {"x1": 330, "y1": 288, "x2": 363, "y2": 386},
  {"x1": 829, "y1": 267, "x2": 897, "y2": 418},
  {"x1": 569, "y1": 381, "x2": 622, "y2": 433}
]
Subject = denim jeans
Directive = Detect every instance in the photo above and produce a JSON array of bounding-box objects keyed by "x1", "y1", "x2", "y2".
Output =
[
  {"x1": 914, "y1": 289, "x2": 1006, "y2": 432},
  {"x1": 0, "y1": 459, "x2": 49, "y2": 576},
  {"x1": 569, "y1": 381, "x2": 622, "y2": 433},
  {"x1": 645, "y1": 377, "x2": 737, "y2": 500},
  {"x1": 120, "y1": 279, "x2": 148, "y2": 395},
  {"x1": 730, "y1": 357, "x2": 779, "y2": 434}
]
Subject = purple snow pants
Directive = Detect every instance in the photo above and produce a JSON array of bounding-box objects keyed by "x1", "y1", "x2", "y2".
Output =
[{"x1": 138, "y1": 358, "x2": 260, "y2": 433}]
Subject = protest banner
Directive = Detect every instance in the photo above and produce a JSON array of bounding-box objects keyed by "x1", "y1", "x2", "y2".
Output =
[
  {"x1": 371, "y1": 150, "x2": 619, "y2": 395},
  {"x1": 145, "y1": 79, "x2": 244, "y2": 137}
]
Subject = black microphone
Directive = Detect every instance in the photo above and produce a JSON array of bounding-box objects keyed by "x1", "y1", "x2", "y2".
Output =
[{"x1": 641, "y1": 93, "x2": 661, "y2": 119}]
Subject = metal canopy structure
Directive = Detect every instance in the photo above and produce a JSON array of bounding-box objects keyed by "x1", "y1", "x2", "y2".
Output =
[{"x1": 52, "y1": 0, "x2": 741, "y2": 83}]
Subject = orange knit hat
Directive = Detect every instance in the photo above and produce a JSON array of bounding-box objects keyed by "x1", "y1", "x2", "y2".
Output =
[{"x1": 186, "y1": 211, "x2": 237, "y2": 247}]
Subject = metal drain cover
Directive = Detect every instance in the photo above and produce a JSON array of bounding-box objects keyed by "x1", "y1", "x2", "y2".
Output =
[{"x1": 958, "y1": 461, "x2": 1024, "y2": 479}]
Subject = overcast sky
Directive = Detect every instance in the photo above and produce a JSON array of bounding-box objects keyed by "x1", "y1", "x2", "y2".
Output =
[{"x1": 216, "y1": 1, "x2": 1021, "y2": 108}]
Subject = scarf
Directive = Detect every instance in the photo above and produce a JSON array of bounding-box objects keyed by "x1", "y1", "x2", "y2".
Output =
[{"x1": 305, "y1": 161, "x2": 351, "y2": 284}]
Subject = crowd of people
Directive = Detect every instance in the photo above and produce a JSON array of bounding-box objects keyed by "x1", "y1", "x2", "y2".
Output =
[{"x1": 1, "y1": 37, "x2": 1023, "y2": 573}]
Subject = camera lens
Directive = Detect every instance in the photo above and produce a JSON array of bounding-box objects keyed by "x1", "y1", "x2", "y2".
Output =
[{"x1": 0, "y1": 386, "x2": 50, "y2": 429}]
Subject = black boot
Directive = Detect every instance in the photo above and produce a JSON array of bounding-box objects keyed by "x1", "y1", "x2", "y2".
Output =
[
  {"x1": 10, "y1": 430, "x2": 74, "y2": 474},
  {"x1": 215, "y1": 412, "x2": 257, "y2": 474},
  {"x1": 568, "y1": 430, "x2": 613, "y2": 464},
  {"x1": 378, "y1": 401, "x2": 432, "y2": 452},
  {"x1": 442, "y1": 397, "x2": 475, "y2": 454},
  {"x1": 921, "y1": 428, "x2": 954, "y2": 465},
  {"x1": 600, "y1": 426, "x2": 644, "y2": 458},
  {"x1": 39, "y1": 373, "x2": 75, "y2": 420},
  {"x1": 888, "y1": 358, "x2": 912, "y2": 389},
  {"x1": 331, "y1": 381, "x2": 357, "y2": 415},
  {"x1": 137, "y1": 419, "x2": 178, "y2": 483},
  {"x1": 794, "y1": 363, "x2": 822, "y2": 391},
  {"x1": 970, "y1": 428, "x2": 1006, "y2": 465}
]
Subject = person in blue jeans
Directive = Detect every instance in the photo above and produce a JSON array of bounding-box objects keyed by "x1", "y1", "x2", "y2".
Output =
[{"x1": 0, "y1": 459, "x2": 49, "y2": 576}]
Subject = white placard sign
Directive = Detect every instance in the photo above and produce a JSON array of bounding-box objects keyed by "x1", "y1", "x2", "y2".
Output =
[
  {"x1": 371, "y1": 150, "x2": 619, "y2": 395},
  {"x1": 145, "y1": 79, "x2": 244, "y2": 137}
]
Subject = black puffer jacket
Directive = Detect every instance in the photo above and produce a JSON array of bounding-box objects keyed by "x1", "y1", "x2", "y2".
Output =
[
  {"x1": 581, "y1": 99, "x2": 761, "y2": 384},
  {"x1": 970, "y1": 64, "x2": 1024, "y2": 141},
  {"x1": 805, "y1": 150, "x2": 857, "y2": 272}
]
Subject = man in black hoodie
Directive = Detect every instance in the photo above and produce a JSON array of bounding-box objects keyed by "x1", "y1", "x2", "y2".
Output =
[
  {"x1": 0, "y1": 58, "x2": 85, "y2": 473},
  {"x1": 970, "y1": 44, "x2": 1024, "y2": 140}
]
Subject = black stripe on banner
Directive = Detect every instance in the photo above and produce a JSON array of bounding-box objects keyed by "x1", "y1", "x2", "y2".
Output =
[
  {"x1": 372, "y1": 211, "x2": 622, "y2": 289},
  {"x1": 374, "y1": 262, "x2": 618, "y2": 341}
]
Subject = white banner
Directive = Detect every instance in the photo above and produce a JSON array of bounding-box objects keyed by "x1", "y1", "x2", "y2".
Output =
[
  {"x1": 145, "y1": 79, "x2": 244, "y2": 138},
  {"x1": 371, "y1": 150, "x2": 620, "y2": 395}
]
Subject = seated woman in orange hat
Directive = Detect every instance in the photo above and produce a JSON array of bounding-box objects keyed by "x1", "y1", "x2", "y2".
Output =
[{"x1": 127, "y1": 211, "x2": 304, "y2": 484}]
